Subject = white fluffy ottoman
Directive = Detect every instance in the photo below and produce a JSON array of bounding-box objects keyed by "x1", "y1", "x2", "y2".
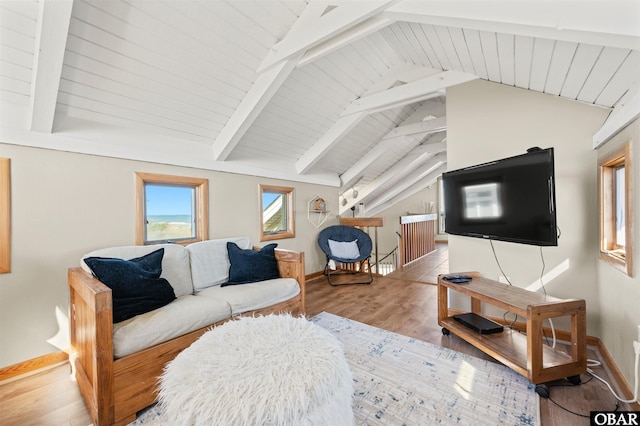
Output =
[{"x1": 158, "y1": 314, "x2": 354, "y2": 425}]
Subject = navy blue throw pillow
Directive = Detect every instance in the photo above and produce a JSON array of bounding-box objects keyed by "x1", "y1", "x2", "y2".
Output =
[
  {"x1": 84, "y1": 248, "x2": 176, "y2": 323},
  {"x1": 223, "y1": 242, "x2": 280, "y2": 286}
]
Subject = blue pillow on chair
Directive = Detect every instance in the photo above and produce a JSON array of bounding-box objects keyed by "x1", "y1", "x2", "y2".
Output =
[
  {"x1": 84, "y1": 248, "x2": 176, "y2": 323},
  {"x1": 224, "y1": 242, "x2": 280, "y2": 286}
]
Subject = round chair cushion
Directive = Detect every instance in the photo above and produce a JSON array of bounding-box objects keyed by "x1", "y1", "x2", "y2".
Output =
[
  {"x1": 317, "y1": 225, "x2": 373, "y2": 263},
  {"x1": 158, "y1": 314, "x2": 354, "y2": 425}
]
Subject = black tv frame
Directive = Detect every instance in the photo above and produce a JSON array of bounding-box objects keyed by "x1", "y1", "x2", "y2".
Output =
[{"x1": 442, "y1": 147, "x2": 558, "y2": 247}]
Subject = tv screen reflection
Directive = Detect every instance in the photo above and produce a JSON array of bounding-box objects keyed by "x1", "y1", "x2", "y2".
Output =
[{"x1": 462, "y1": 182, "x2": 503, "y2": 220}]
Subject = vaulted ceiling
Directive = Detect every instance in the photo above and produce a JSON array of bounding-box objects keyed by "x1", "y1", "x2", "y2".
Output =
[{"x1": 1, "y1": 0, "x2": 639, "y2": 217}]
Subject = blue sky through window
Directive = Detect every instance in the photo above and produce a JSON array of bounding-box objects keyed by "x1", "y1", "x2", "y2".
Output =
[
  {"x1": 146, "y1": 184, "x2": 193, "y2": 216},
  {"x1": 263, "y1": 192, "x2": 280, "y2": 207}
]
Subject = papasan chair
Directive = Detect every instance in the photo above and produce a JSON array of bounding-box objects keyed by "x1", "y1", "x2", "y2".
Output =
[{"x1": 317, "y1": 225, "x2": 373, "y2": 286}]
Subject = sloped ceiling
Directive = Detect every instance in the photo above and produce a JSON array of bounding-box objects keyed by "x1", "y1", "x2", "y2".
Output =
[{"x1": 1, "y1": 0, "x2": 639, "y2": 217}]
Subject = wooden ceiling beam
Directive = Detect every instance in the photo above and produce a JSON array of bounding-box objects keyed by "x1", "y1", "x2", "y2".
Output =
[
  {"x1": 295, "y1": 111, "x2": 368, "y2": 174},
  {"x1": 298, "y1": 17, "x2": 394, "y2": 67},
  {"x1": 341, "y1": 70, "x2": 477, "y2": 116},
  {"x1": 215, "y1": 1, "x2": 399, "y2": 162},
  {"x1": 593, "y1": 87, "x2": 640, "y2": 149},
  {"x1": 340, "y1": 136, "x2": 420, "y2": 191},
  {"x1": 382, "y1": 116, "x2": 446, "y2": 140},
  {"x1": 259, "y1": 0, "x2": 399, "y2": 73},
  {"x1": 340, "y1": 105, "x2": 446, "y2": 189},
  {"x1": 385, "y1": 1, "x2": 640, "y2": 50},
  {"x1": 211, "y1": 57, "x2": 300, "y2": 161},
  {"x1": 298, "y1": 70, "x2": 471, "y2": 175},
  {"x1": 29, "y1": 0, "x2": 73, "y2": 133},
  {"x1": 365, "y1": 154, "x2": 446, "y2": 212},
  {"x1": 339, "y1": 144, "x2": 441, "y2": 214},
  {"x1": 366, "y1": 164, "x2": 447, "y2": 217}
]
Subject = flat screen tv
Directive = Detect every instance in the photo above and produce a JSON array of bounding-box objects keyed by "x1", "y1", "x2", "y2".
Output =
[{"x1": 442, "y1": 147, "x2": 557, "y2": 246}]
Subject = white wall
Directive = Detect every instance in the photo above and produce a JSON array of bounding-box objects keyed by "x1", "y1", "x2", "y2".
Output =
[
  {"x1": 446, "y1": 80, "x2": 609, "y2": 336},
  {"x1": 0, "y1": 143, "x2": 338, "y2": 368},
  {"x1": 595, "y1": 118, "x2": 640, "y2": 387}
]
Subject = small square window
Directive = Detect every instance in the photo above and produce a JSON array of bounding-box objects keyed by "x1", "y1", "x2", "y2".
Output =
[
  {"x1": 260, "y1": 184, "x2": 294, "y2": 241},
  {"x1": 0, "y1": 158, "x2": 10, "y2": 274},
  {"x1": 145, "y1": 184, "x2": 196, "y2": 242},
  {"x1": 599, "y1": 143, "x2": 633, "y2": 276},
  {"x1": 615, "y1": 166, "x2": 626, "y2": 248},
  {"x1": 136, "y1": 173, "x2": 208, "y2": 245}
]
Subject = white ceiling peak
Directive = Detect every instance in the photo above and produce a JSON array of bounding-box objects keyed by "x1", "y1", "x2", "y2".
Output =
[{"x1": 29, "y1": 0, "x2": 73, "y2": 133}]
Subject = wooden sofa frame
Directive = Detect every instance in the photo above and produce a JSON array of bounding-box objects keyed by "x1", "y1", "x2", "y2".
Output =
[{"x1": 68, "y1": 248, "x2": 305, "y2": 426}]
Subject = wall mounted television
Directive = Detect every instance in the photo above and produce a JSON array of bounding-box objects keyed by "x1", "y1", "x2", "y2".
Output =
[{"x1": 442, "y1": 147, "x2": 558, "y2": 246}]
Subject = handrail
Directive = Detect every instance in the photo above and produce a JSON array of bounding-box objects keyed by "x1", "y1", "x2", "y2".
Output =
[
  {"x1": 370, "y1": 246, "x2": 398, "y2": 275},
  {"x1": 371, "y1": 246, "x2": 397, "y2": 266}
]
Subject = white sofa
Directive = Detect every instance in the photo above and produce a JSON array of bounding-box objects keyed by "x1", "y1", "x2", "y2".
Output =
[{"x1": 68, "y1": 237, "x2": 306, "y2": 426}]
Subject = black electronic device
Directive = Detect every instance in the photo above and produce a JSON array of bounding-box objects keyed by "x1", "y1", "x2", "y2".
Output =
[
  {"x1": 443, "y1": 275, "x2": 473, "y2": 282},
  {"x1": 442, "y1": 147, "x2": 557, "y2": 246},
  {"x1": 453, "y1": 312, "x2": 504, "y2": 334}
]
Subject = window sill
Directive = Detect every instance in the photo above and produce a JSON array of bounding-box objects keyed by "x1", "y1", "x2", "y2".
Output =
[
  {"x1": 260, "y1": 231, "x2": 295, "y2": 242},
  {"x1": 144, "y1": 238, "x2": 202, "y2": 246},
  {"x1": 599, "y1": 251, "x2": 631, "y2": 276}
]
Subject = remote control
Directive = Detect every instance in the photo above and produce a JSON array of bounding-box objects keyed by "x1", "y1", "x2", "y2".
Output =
[{"x1": 443, "y1": 275, "x2": 473, "y2": 281}]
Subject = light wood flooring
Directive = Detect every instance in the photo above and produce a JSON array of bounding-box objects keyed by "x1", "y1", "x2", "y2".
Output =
[
  {"x1": 0, "y1": 243, "x2": 636, "y2": 425},
  {"x1": 306, "y1": 243, "x2": 638, "y2": 425}
]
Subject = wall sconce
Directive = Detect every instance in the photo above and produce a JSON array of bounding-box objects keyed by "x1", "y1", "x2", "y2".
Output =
[
  {"x1": 341, "y1": 194, "x2": 348, "y2": 206},
  {"x1": 352, "y1": 187, "x2": 358, "y2": 199}
]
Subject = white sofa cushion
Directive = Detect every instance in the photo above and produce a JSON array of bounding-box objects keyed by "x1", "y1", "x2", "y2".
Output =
[
  {"x1": 112, "y1": 294, "x2": 231, "y2": 358},
  {"x1": 187, "y1": 237, "x2": 251, "y2": 291},
  {"x1": 196, "y1": 278, "x2": 300, "y2": 316},
  {"x1": 81, "y1": 244, "x2": 193, "y2": 298}
]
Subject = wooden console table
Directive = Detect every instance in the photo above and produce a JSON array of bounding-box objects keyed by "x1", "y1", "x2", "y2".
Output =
[{"x1": 438, "y1": 273, "x2": 587, "y2": 384}]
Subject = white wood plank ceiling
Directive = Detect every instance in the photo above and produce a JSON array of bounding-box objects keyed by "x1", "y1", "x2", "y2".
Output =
[{"x1": 1, "y1": 0, "x2": 639, "y2": 217}]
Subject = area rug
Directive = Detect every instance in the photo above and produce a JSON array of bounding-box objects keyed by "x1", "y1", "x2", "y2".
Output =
[{"x1": 130, "y1": 312, "x2": 538, "y2": 425}]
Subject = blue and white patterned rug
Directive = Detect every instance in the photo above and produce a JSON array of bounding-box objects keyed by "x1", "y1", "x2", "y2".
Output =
[
  {"x1": 130, "y1": 312, "x2": 538, "y2": 425},
  {"x1": 312, "y1": 312, "x2": 538, "y2": 426}
]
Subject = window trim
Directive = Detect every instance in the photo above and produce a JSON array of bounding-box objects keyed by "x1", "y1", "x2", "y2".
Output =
[
  {"x1": 135, "y1": 172, "x2": 208, "y2": 245},
  {"x1": 0, "y1": 158, "x2": 10, "y2": 273},
  {"x1": 598, "y1": 142, "x2": 633, "y2": 276},
  {"x1": 437, "y1": 176, "x2": 445, "y2": 235},
  {"x1": 259, "y1": 184, "x2": 295, "y2": 241}
]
